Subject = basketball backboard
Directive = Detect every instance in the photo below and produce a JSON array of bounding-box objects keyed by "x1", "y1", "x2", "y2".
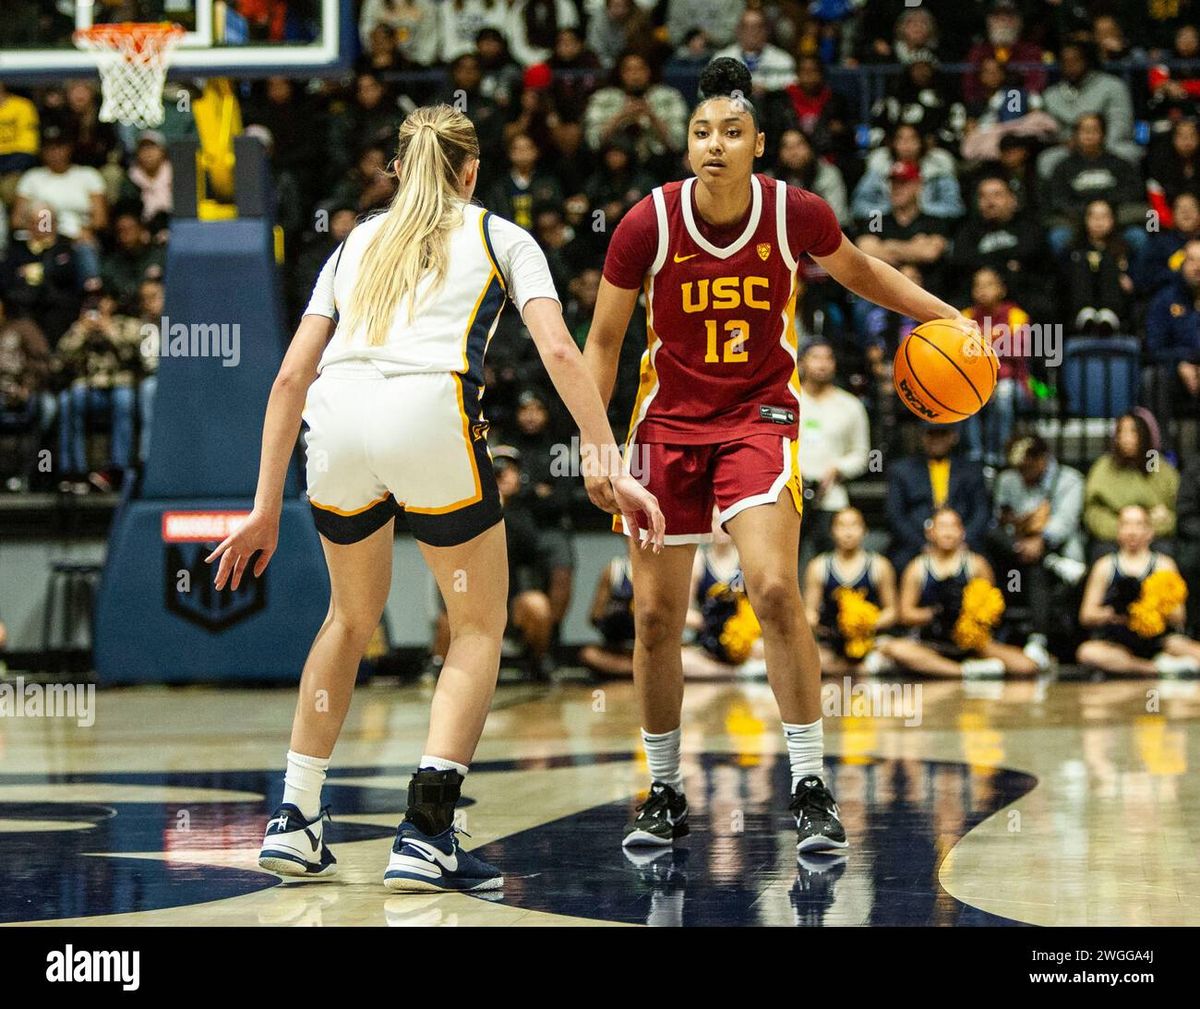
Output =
[{"x1": 0, "y1": 0, "x2": 353, "y2": 82}]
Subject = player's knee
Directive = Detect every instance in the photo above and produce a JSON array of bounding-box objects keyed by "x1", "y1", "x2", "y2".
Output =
[
  {"x1": 329, "y1": 609, "x2": 380, "y2": 648},
  {"x1": 634, "y1": 604, "x2": 683, "y2": 650},
  {"x1": 745, "y1": 575, "x2": 797, "y2": 630},
  {"x1": 1075, "y1": 640, "x2": 1105, "y2": 665}
]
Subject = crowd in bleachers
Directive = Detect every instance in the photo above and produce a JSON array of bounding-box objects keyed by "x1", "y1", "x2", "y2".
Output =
[{"x1": 1, "y1": 1, "x2": 1199, "y2": 673}]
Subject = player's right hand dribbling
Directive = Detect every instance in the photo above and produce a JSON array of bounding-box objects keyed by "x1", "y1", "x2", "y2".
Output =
[{"x1": 609, "y1": 474, "x2": 665, "y2": 554}]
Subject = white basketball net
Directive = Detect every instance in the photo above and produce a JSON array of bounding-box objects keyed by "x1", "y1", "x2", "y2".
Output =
[{"x1": 74, "y1": 24, "x2": 185, "y2": 129}]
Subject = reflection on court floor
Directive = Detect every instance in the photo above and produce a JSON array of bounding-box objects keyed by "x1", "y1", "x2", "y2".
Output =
[{"x1": 1, "y1": 678, "x2": 1197, "y2": 926}]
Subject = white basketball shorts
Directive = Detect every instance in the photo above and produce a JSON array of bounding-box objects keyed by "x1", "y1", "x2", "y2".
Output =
[{"x1": 302, "y1": 364, "x2": 501, "y2": 546}]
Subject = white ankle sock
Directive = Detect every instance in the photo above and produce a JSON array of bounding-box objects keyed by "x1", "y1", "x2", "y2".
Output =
[
  {"x1": 283, "y1": 749, "x2": 329, "y2": 820},
  {"x1": 418, "y1": 754, "x2": 469, "y2": 777},
  {"x1": 641, "y1": 727, "x2": 683, "y2": 791},
  {"x1": 782, "y1": 719, "x2": 824, "y2": 791}
]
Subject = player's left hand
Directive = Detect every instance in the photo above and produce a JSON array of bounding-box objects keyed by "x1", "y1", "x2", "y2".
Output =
[
  {"x1": 205, "y1": 506, "x2": 280, "y2": 591},
  {"x1": 610, "y1": 473, "x2": 666, "y2": 554}
]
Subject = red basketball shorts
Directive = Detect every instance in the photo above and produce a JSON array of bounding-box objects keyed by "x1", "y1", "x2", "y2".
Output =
[{"x1": 613, "y1": 432, "x2": 803, "y2": 544}]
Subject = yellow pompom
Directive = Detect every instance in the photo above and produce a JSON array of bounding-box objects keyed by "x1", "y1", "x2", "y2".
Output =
[
  {"x1": 1128, "y1": 569, "x2": 1187, "y2": 638},
  {"x1": 952, "y1": 578, "x2": 1006, "y2": 651},
  {"x1": 719, "y1": 594, "x2": 762, "y2": 663},
  {"x1": 835, "y1": 586, "x2": 880, "y2": 659}
]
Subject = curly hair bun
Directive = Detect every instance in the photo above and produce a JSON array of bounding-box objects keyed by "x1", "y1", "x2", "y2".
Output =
[{"x1": 697, "y1": 58, "x2": 753, "y2": 101}]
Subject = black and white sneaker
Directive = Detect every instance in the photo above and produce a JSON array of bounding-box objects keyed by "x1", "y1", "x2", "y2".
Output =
[
  {"x1": 790, "y1": 775, "x2": 848, "y2": 853},
  {"x1": 622, "y1": 781, "x2": 689, "y2": 848},
  {"x1": 258, "y1": 803, "x2": 337, "y2": 878}
]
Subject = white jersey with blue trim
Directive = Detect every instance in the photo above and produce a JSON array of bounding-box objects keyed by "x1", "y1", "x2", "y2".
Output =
[{"x1": 303, "y1": 200, "x2": 560, "y2": 378}]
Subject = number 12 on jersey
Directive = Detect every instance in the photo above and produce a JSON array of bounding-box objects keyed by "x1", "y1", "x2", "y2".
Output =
[{"x1": 704, "y1": 319, "x2": 750, "y2": 363}]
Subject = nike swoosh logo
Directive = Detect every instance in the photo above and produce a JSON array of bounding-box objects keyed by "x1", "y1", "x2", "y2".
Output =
[
  {"x1": 404, "y1": 838, "x2": 458, "y2": 871},
  {"x1": 673, "y1": 252, "x2": 699, "y2": 262}
]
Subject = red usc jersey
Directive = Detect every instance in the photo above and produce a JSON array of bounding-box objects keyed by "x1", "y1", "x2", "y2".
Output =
[{"x1": 603, "y1": 172, "x2": 843, "y2": 445}]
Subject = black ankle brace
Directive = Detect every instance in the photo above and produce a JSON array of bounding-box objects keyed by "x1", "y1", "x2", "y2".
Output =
[{"x1": 405, "y1": 768, "x2": 463, "y2": 835}]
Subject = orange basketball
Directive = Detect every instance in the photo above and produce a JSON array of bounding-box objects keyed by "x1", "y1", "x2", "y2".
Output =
[{"x1": 892, "y1": 320, "x2": 998, "y2": 423}]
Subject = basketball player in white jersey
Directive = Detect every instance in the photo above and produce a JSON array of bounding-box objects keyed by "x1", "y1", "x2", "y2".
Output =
[{"x1": 207, "y1": 105, "x2": 664, "y2": 892}]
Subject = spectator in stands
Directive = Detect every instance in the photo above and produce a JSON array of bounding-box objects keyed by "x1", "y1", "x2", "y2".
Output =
[
  {"x1": 357, "y1": 23, "x2": 402, "y2": 74},
  {"x1": 358, "y1": 0, "x2": 440, "y2": 66},
  {"x1": 891, "y1": 5, "x2": 940, "y2": 66},
  {"x1": 0, "y1": 83, "x2": 39, "y2": 208},
  {"x1": 505, "y1": 389, "x2": 576, "y2": 634},
  {"x1": 1092, "y1": 13, "x2": 1142, "y2": 64},
  {"x1": 1144, "y1": 238, "x2": 1200, "y2": 422},
  {"x1": 0, "y1": 292, "x2": 49, "y2": 492},
  {"x1": 769, "y1": 128, "x2": 848, "y2": 224},
  {"x1": 949, "y1": 174, "x2": 1047, "y2": 311},
  {"x1": 962, "y1": 0, "x2": 1046, "y2": 108},
  {"x1": 853, "y1": 161, "x2": 951, "y2": 296},
  {"x1": 547, "y1": 26, "x2": 604, "y2": 132},
  {"x1": 324, "y1": 141, "x2": 397, "y2": 217},
  {"x1": 52, "y1": 290, "x2": 143, "y2": 494},
  {"x1": 582, "y1": 134, "x2": 656, "y2": 231},
  {"x1": 804, "y1": 506, "x2": 898, "y2": 676},
  {"x1": 1046, "y1": 114, "x2": 1148, "y2": 257},
  {"x1": 101, "y1": 211, "x2": 165, "y2": 316},
  {"x1": 118, "y1": 131, "x2": 173, "y2": 237},
  {"x1": 475, "y1": 27, "x2": 525, "y2": 111},
  {"x1": 963, "y1": 55, "x2": 1045, "y2": 129},
  {"x1": 328, "y1": 72, "x2": 405, "y2": 181},
  {"x1": 1077, "y1": 504, "x2": 1200, "y2": 675},
  {"x1": 484, "y1": 133, "x2": 564, "y2": 232},
  {"x1": 1147, "y1": 118, "x2": 1200, "y2": 208},
  {"x1": 13, "y1": 125, "x2": 107, "y2": 285},
  {"x1": 666, "y1": 0, "x2": 744, "y2": 51},
  {"x1": 502, "y1": 0, "x2": 582, "y2": 67},
  {"x1": 854, "y1": 0, "x2": 941, "y2": 65},
  {"x1": 1135, "y1": 190, "x2": 1200, "y2": 296},
  {"x1": 886, "y1": 424, "x2": 990, "y2": 572},
  {"x1": 244, "y1": 77, "x2": 323, "y2": 205},
  {"x1": 579, "y1": 553, "x2": 636, "y2": 677},
  {"x1": 1064, "y1": 198, "x2": 1135, "y2": 335},
  {"x1": 713, "y1": 8, "x2": 797, "y2": 95},
  {"x1": 492, "y1": 445, "x2": 558, "y2": 678},
  {"x1": 438, "y1": 0, "x2": 505, "y2": 64},
  {"x1": 851, "y1": 123, "x2": 964, "y2": 222},
  {"x1": 796, "y1": 341, "x2": 870, "y2": 561},
  {"x1": 1145, "y1": 25, "x2": 1200, "y2": 127},
  {"x1": 1040, "y1": 41, "x2": 1140, "y2": 175},
  {"x1": 584, "y1": 50, "x2": 688, "y2": 178},
  {"x1": 54, "y1": 81, "x2": 120, "y2": 186},
  {"x1": 989, "y1": 434, "x2": 1087, "y2": 650},
  {"x1": 781, "y1": 56, "x2": 856, "y2": 161},
  {"x1": 587, "y1": 0, "x2": 653, "y2": 70},
  {"x1": 1083, "y1": 413, "x2": 1180, "y2": 556},
  {"x1": 868, "y1": 54, "x2": 966, "y2": 151},
  {"x1": 431, "y1": 55, "x2": 505, "y2": 187},
  {"x1": 1, "y1": 205, "x2": 81, "y2": 344},
  {"x1": 881, "y1": 506, "x2": 1042, "y2": 678},
  {"x1": 961, "y1": 266, "x2": 1032, "y2": 466}
]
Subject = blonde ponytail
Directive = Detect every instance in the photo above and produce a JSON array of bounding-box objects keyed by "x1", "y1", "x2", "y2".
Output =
[{"x1": 342, "y1": 104, "x2": 480, "y2": 347}]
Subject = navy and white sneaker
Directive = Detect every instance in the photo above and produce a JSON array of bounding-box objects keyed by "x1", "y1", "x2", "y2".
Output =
[
  {"x1": 622, "y1": 781, "x2": 689, "y2": 848},
  {"x1": 258, "y1": 804, "x2": 337, "y2": 878},
  {"x1": 790, "y1": 775, "x2": 848, "y2": 853},
  {"x1": 383, "y1": 820, "x2": 504, "y2": 892}
]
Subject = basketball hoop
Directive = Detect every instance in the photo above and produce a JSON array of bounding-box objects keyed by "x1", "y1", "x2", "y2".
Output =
[{"x1": 74, "y1": 22, "x2": 186, "y2": 129}]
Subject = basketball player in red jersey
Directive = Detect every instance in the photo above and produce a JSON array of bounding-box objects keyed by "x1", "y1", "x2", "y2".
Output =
[{"x1": 583, "y1": 58, "x2": 976, "y2": 853}]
